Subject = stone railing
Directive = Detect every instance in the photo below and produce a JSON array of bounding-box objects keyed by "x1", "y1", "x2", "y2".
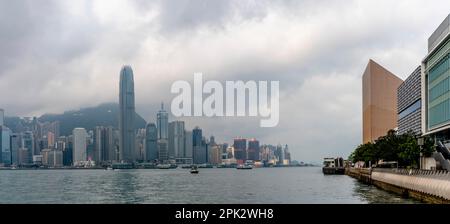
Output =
[
  {"x1": 371, "y1": 168, "x2": 450, "y2": 200},
  {"x1": 373, "y1": 168, "x2": 450, "y2": 180}
]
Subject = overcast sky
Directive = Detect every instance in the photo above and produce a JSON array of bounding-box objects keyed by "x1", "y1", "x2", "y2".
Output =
[{"x1": 1, "y1": 0, "x2": 449, "y2": 162}]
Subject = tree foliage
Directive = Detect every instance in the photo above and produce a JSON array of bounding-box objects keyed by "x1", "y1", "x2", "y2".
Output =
[{"x1": 350, "y1": 130, "x2": 435, "y2": 168}]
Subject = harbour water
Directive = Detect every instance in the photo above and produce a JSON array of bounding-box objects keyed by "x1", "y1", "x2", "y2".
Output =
[{"x1": 0, "y1": 167, "x2": 421, "y2": 204}]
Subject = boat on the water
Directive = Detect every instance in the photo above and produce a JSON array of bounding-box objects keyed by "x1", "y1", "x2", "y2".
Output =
[
  {"x1": 237, "y1": 164, "x2": 253, "y2": 170},
  {"x1": 190, "y1": 165, "x2": 199, "y2": 174},
  {"x1": 237, "y1": 160, "x2": 254, "y2": 170},
  {"x1": 322, "y1": 157, "x2": 345, "y2": 175},
  {"x1": 157, "y1": 164, "x2": 171, "y2": 169},
  {"x1": 111, "y1": 162, "x2": 134, "y2": 170}
]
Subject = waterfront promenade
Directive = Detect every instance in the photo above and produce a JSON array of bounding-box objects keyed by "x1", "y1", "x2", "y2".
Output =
[{"x1": 347, "y1": 168, "x2": 450, "y2": 203}]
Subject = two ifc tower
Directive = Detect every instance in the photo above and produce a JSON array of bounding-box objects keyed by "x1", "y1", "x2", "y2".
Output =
[{"x1": 119, "y1": 65, "x2": 136, "y2": 162}]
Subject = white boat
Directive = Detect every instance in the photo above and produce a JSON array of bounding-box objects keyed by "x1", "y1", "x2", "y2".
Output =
[
  {"x1": 237, "y1": 160, "x2": 254, "y2": 170},
  {"x1": 157, "y1": 164, "x2": 171, "y2": 169},
  {"x1": 237, "y1": 164, "x2": 253, "y2": 170}
]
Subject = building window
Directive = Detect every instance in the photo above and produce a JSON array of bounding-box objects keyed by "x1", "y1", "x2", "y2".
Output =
[{"x1": 398, "y1": 99, "x2": 421, "y2": 120}]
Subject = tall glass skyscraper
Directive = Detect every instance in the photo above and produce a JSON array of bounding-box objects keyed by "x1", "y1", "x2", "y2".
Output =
[
  {"x1": 233, "y1": 138, "x2": 247, "y2": 162},
  {"x1": 0, "y1": 126, "x2": 11, "y2": 165},
  {"x1": 247, "y1": 139, "x2": 260, "y2": 161},
  {"x1": 145, "y1": 123, "x2": 158, "y2": 162},
  {"x1": 157, "y1": 103, "x2": 168, "y2": 140},
  {"x1": 73, "y1": 128, "x2": 87, "y2": 165},
  {"x1": 157, "y1": 103, "x2": 169, "y2": 162},
  {"x1": 168, "y1": 121, "x2": 185, "y2": 159},
  {"x1": 0, "y1": 109, "x2": 4, "y2": 126},
  {"x1": 23, "y1": 131, "x2": 34, "y2": 164},
  {"x1": 119, "y1": 65, "x2": 136, "y2": 162},
  {"x1": 192, "y1": 127, "x2": 207, "y2": 164}
]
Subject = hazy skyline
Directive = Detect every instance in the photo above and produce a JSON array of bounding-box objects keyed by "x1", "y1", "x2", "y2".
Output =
[{"x1": 1, "y1": 0, "x2": 450, "y2": 162}]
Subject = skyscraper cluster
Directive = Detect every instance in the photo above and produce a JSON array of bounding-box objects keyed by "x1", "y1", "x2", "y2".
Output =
[{"x1": 0, "y1": 65, "x2": 292, "y2": 168}]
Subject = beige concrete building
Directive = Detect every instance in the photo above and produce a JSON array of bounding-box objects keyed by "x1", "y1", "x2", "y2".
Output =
[{"x1": 362, "y1": 59, "x2": 403, "y2": 143}]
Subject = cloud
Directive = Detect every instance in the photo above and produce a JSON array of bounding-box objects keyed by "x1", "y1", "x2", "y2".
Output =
[{"x1": 1, "y1": 0, "x2": 450, "y2": 162}]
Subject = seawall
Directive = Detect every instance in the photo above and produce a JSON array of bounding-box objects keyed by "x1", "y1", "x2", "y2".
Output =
[{"x1": 346, "y1": 168, "x2": 450, "y2": 203}]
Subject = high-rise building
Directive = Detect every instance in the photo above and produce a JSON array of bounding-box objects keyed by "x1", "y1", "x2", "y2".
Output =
[
  {"x1": 157, "y1": 103, "x2": 169, "y2": 162},
  {"x1": 0, "y1": 126, "x2": 11, "y2": 165},
  {"x1": 41, "y1": 149, "x2": 51, "y2": 166},
  {"x1": 48, "y1": 150, "x2": 63, "y2": 167},
  {"x1": 23, "y1": 131, "x2": 34, "y2": 164},
  {"x1": 73, "y1": 128, "x2": 87, "y2": 165},
  {"x1": 94, "y1": 126, "x2": 115, "y2": 163},
  {"x1": 196, "y1": 138, "x2": 208, "y2": 164},
  {"x1": 10, "y1": 133, "x2": 21, "y2": 165},
  {"x1": 63, "y1": 135, "x2": 73, "y2": 166},
  {"x1": 192, "y1": 127, "x2": 206, "y2": 164},
  {"x1": 193, "y1": 127, "x2": 202, "y2": 147},
  {"x1": 18, "y1": 148, "x2": 29, "y2": 165},
  {"x1": 55, "y1": 137, "x2": 66, "y2": 151},
  {"x1": 208, "y1": 144, "x2": 222, "y2": 165},
  {"x1": 0, "y1": 109, "x2": 4, "y2": 126},
  {"x1": 135, "y1": 128, "x2": 146, "y2": 161},
  {"x1": 284, "y1": 144, "x2": 291, "y2": 165},
  {"x1": 47, "y1": 132, "x2": 55, "y2": 149},
  {"x1": 397, "y1": 66, "x2": 422, "y2": 135},
  {"x1": 113, "y1": 129, "x2": 120, "y2": 161},
  {"x1": 157, "y1": 103, "x2": 169, "y2": 140},
  {"x1": 119, "y1": 65, "x2": 136, "y2": 162},
  {"x1": 422, "y1": 14, "x2": 450, "y2": 138},
  {"x1": 275, "y1": 144, "x2": 284, "y2": 165},
  {"x1": 51, "y1": 121, "x2": 60, "y2": 139},
  {"x1": 169, "y1": 121, "x2": 185, "y2": 159},
  {"x1": 233, "y1": 138, "x2": 247, "y2": 163},
  {"x1": 105, "y1": 127, "x2": 115, "y2": 162},
  {"x1": 157, "y1": 139, "x2": 169, "y2": 162},
  {"x1": 184, "y1": 130, "x2": 193, "y2": 159},
  {"x1": 145, "y1": 123, "x2": 158, "y2": 162},
  {"x1": 93, "y1": 127, "x2": 103, "y2": 162},
  {"x1": 247, "y1": 139, "x2": 260, "y2": 161},
  {"x1": 362, "y1": 59, "x2": 403, "y2": 143}
]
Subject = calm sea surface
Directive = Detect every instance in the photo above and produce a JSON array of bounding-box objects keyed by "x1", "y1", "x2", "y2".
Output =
[{"x1": 0, "y1": 167, "x2": 420, "y2": 204}]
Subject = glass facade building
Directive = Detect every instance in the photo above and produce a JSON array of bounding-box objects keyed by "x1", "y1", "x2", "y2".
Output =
[
  {"x1": 119, "y1": 65, "x2": 136, "y2": 162},
  {"x1": 157, "y1": 103, "x2": 168, "y2": 140},
  {"x1": 233, "y1": 138, "x2": 247, "y2": 162},
  {"x1": 73, "y1": 128, "x2": 87, "y2": 164},
  {"x1": 423, "y1": 14, "x2": 450, "y2": 135},
  {"x1": 168, "y1": 121, "x2": 185, "y2": 159},
  {"x1": 0, "y1": 126, "x2": 11, "y2": 165},
  {"x1": 145, "y1": 123, "x2": 158, "y2": 162},
  {"x1": 247, "y1": 139, "x2": 260, "y2": 161}
]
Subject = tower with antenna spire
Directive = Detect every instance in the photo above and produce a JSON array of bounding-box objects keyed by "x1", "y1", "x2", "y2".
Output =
[{"x1": 157, "y1": 102, "x2": 169, "y2": 162}]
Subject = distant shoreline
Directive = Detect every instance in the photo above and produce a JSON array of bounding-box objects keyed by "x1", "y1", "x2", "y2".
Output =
[{"x1": 0, "y1": 165, "x2": 319, "y2": 171}]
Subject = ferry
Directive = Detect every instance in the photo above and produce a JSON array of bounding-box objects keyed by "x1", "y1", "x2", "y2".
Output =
[
  {"x1": 237, "y1": 160, "x2": 254, "y2": 170},
  {"x1": 237, "y1": 164, "x2": 253, "y2": 170},
  {"x1": 157, "y1": 164, "x2": 171, "y2": 169},
  {"x1": 190, "y1": 165, "x2": 199, "y2": 174},
  {"x1": 322, "y1": 157, "x2": 345, "y2": 175},
  {"x1": 111, "y1": 162, "x2": 134, "y2": 170}
]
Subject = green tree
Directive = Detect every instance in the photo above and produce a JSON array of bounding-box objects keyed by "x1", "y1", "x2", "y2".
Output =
[{"x1": 349, "y1": 130, "x2": 435, "y2": 168}]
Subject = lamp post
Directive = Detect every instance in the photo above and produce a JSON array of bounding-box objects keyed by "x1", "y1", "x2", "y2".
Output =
[{"x1": 418, "y1": 137, "x2": 424, "y2": 170}]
